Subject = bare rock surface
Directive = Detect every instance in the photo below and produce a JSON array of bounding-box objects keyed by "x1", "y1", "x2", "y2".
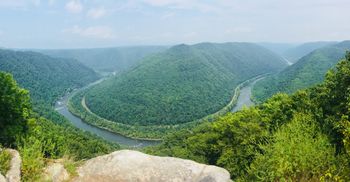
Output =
[
  {"x1": 0, "y1": 173, "x2": 6, "y2": 182},
  {"x1": 43, "y1": 162, "x2": 70, "y2": 182},
  {"x1": 5, "y1": 149, "x2": 21, "y2": 182},
  {"x1": 73, "y1": 150, "x2": 231, "y2": 182}
]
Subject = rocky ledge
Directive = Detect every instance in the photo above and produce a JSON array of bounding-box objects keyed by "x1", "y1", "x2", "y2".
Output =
[{"x1": 73, "y1": 150, "x2": 231, "y2": 182}]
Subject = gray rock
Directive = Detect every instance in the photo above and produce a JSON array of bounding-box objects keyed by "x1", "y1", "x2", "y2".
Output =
[
  {"x1": 5, "y1": 149, "x2": 21, "y2": 182},
  {"x1": 0, "y1": 173, "x2": 6, "y2": 182},
  {"x1": 43, "y1": 163, "x2": 70, "y2": 182},
  {"x1": 73, "y1": 150, "x2": 231, "y2": 182}
]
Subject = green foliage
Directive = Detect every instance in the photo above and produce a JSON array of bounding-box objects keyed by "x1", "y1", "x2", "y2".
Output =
[
  {"x1": 19, "y1": 133, "x2": 45, "y2": 182},
  {"x1": 253, "y1": 41, "x2": 350, "y2": 102},
  {"x1": 283, "y1": 41, "x2": 336, "y2": 63},
  {"x1": 84, "y1": 43, "x2": 287, "y2": 126},
  {"x1": 0, "y1": 149, "x2": 11, "y2": 175},
  {"x1": 0, "y1": 71, "x2": 119, "y2": 181},
  {"x1": 16, "y1": 116, "x2": 119, "y2": 181},
  {"x1": 38, "y1": 46, "x2": 167, "y2": 72},
  {"x1": 146, "y1": 51, "x2": 350, "y2": 181},
  {"x1": 246, "y1": 113, "x2": 336, "y2": 181},
  {"x1": 0, "y1": 49, "x2": 99, "y2": 108},
  {"x1": 0, "y1": 72, "x2": 30, "y2": 145},
  {"x1": 68, "y1": 76, "x2": 258, "y2": 139}
]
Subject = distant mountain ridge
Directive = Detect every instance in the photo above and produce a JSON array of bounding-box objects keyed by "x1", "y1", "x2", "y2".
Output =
[
  {"x1": 283, "y1": 41, "x2": 337, "y2": 63},
  {"x1": 37, "y1": 46, "x2": 167, "y2": 72},
  {"x1": 83, "y1": 42, "x2": 287, "y2": 126},
  {"x1": 253, "y1": 40, "x2": 350, "y2": 102}
]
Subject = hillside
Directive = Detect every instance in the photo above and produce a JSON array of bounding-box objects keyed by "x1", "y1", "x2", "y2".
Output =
[
  {"x1": 147, "y1": 52, "x2": 350, "y2": 181},
  {"x1": 82, "y1": 42, "x2": 287, "y2": 126},
  {"x1": 258, "y1": 42, "x2": 296, "y2": 55},
  {"x1": 0, "y1": 72, "x2": 119, "y2": 181},
  {"x1": 253, "y1": 41, "x2": 350, "y2": 102},
  {"x1": 0, "y1": 49, "x2": 99, "y2": 106},
  {"x1": 283, "y1": 41, "x2": 337, "y2": 63},
  {"x1": 37, "y1": 46, "x2": 167, "y2": 72}
]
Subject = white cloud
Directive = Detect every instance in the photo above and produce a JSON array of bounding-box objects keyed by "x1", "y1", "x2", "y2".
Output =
[
  {"x1": 63, "y1": 25, "x2": 115, "y2": 39},
  {"x1": 87, "y1": 7, "x2": 106, "y2": 19},
  {"x1": 32, "y1": 0, "x2": 40, "y2": 6},
  {"x1": 65, "y1": 0, "x2": 83, "y2": 14},
  {"x1": 0, "y1": 0, "x2": 41, "y2": 9},
  {"x1": 225, "y1": 27, "x2": 253, "y2": 34},
  {"x1": 142, "y1": 0, "x2": 218, "y2": 13},
  {"x1": 48, "y1": 0, "x2": 55, "y2": 6},
  {"x1": 161, "y1": 12, "x2": 175, "y2": 20}
]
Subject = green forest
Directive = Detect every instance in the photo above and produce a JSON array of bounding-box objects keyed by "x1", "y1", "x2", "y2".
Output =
[
  {"x1": 146, "y1": 52, "x2": 350, "y2": 181},
  {"x1": 0, "y1": 49, "x2": 99, "y2": 107},
  {"x1": 0, "y1": 72, "x2": 119, "y2": 181},
  {"x1": 1, "y1": 46, "x2": 350, "y2": 181},
  {"x1": 1, "y1": 0, "x2": 349, "y2": 181},
  {"x1": 82, "y1": 43, "x2": 287, "y2": 127},
  {"x1": 283, "y1": 41, "x2": 336, "y2": 63},
  {"x1": 253, "y1": 41, "x2": 350, "y2": 102}
]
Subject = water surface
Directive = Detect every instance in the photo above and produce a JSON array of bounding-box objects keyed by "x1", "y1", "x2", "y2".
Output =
[{"x1": 55, "y1": 76, "x2": 263, "y2": 147}]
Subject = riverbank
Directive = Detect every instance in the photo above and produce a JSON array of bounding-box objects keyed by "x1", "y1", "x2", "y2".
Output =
[{"x1": 65, "y1": 74, "x2": 265, "y2": 141}]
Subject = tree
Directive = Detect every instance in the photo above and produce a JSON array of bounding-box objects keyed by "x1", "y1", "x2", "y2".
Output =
[{"x1": 0, "y1": 72, "x2": 30, "y2": 145}]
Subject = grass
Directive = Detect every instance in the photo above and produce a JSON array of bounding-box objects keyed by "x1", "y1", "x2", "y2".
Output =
[{"x1": 0, "y1": 149, "x2": 12, "y2": 175}]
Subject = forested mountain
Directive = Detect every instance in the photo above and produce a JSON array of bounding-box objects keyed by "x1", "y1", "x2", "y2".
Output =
[
  {"x1": 83, "y1": 42, "x2": 287, "y2": 126},
  {"x1": 258, "y1": 42, "x2": 296, "y2": 55},
  {"x1": 146, "y1": 52, "x2": 350, "y2": 181},
  {"x1": 0, "y1": 49, "x2": 99, "y2": 106},
  {"x1": 283, "y1": 41, "x2": 337, "y2": 63},
  {"x1": 37, "y1": 46, "x2": 167, "y2": 72},
  {"x1": 0, "y1": 72, "x2": 118, "y2": 181},
  {"x1": 253, "y1": 41, "x2": 350, "y2": 102}
]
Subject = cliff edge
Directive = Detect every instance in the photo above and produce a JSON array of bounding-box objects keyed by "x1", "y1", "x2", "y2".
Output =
[{"x1": 73, "y1": 150, "x2": 231, "y2": 182}]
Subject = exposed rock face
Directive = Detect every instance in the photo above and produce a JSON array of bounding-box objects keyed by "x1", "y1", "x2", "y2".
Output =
[
  {"x1": 43, "y1": 163, "x2": 70, "y2": 182},
  {"x1": 0, "y1": 173, "x2": 6, "y2": 182},
  {"x1": 5, "y1": 149, "x2": 21, "y2": 182},
  {"x1": 73, "y1": 150, "x2": 231, "y2": 182}
]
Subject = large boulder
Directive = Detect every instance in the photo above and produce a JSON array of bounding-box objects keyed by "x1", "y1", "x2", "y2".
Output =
[
  {"x1": 73, "y1": 150, "x2": 231, "y2": 182},
  {"x1": 0, "y1": 173, "x2": 6, "y2": 182},
  {"x1": 43, "y1": 162, "x2": 70, "y2": 182}
]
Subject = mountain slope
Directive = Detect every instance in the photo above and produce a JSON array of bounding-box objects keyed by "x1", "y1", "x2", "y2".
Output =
[
  {"x1": 0, "y1": 49, "x2": 99, "y2": 106},
  {"x1": 84, "y1": 42, "x2": 287, "y2": 126},
  {"x1": 283, "y1": 41, "x2": 337, "y2": 63},
  {"x1": 147, "y1": 52, "x2": 350, "y2": 181},
  {"x1": 253, "y1": 41, "x2": 350, "y2": 102},
  {"x1": 37, "y1": 46, "x2": 167, "y2": 72},
  {"x1": 258, "y1": 42, "x2": 296, "y2": 55}
]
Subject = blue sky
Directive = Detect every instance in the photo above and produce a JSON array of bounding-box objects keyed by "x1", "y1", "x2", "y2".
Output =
[{"x1": 0, "y1": 0, "x2": 349, "y2": 49}]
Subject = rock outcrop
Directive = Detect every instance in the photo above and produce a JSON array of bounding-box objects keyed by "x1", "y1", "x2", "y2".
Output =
[
  {"x1": 5, "y1": 149, "x2": 21, "y2": 182},
  {"x1": 43, "y1": 162, "x2": 70, "y2": 182},
  {"x1": 73, "y1": 150, "x2": 231, "y2": 182},
  {"x1": 0, "y1": 173, "x2": 6, "y2": 182}
]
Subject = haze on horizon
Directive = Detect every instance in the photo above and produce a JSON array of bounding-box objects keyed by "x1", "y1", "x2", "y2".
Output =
[{"x1": 0, "y1": 0, "x2": 349, "y2": 49}]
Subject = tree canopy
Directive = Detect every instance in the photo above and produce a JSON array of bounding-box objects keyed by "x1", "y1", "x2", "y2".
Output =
[
  {"x1": 146, "y1": 51, "x2": 350, "y2": 181},
  {"x1": 84, "y1": 42, "x2": 287, "y2": 126}
]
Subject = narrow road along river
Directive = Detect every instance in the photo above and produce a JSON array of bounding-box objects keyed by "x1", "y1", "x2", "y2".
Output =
[{"x1": 55, "y1": 76, "x2": 264, "y2": 147}]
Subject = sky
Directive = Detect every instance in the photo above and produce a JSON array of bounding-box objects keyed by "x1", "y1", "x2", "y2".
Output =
[{"x1": 0, "y1": 0, "x2": 349, "y2": 49}]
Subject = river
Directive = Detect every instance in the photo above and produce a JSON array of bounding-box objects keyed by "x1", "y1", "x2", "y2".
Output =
[
  {"x1": 231, "y1": 77, "x2": 265, "y2": 112},
  {"x1": 55, "y1": 76, "x2": 263, "y2": 147},
  {"x1": 54, "y1": 78, "x2": 159, "y2": 148}
]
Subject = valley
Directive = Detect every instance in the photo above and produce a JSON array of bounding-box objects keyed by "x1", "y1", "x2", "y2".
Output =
[
  {"x1": 1, "y1": 1, "x2": 349, "y2": 181},
  {"x1": 54, "y1": 77, "x2": 160, "y2": 147},
  {"x1": 56, "y1": 72, "x2": 265, "y2": 145}
]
